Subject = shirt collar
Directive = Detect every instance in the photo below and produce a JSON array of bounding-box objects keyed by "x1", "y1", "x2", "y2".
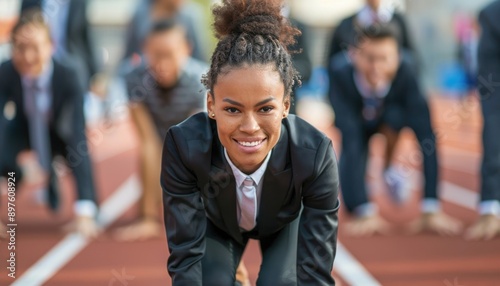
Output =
[
  {"x1": 357, "y1": 4, "x2": 395, "y2": 26},
  {"x1": 224, "y1": 148, "x2": 272, "y2": 187}
]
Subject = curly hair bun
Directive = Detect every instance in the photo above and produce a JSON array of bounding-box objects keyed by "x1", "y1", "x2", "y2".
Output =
[{"x1": 212, "y1": 0, "x2": 298, "y2": 48}]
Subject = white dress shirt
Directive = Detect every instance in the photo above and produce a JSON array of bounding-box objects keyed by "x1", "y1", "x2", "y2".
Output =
[
  {"x1": 480, "y1": 200, "x2": 500, "y2": 216},
  {"x1": 357, "y1": 4, "x2": 395, "y2": 27}
]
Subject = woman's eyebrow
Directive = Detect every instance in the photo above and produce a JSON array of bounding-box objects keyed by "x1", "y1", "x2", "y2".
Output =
[
  {"x1": 222, "y1": 97, "x2": 275, "y2": 107},
  {"x1": 254, "y1": 97, "x2": 275, "y2": 107},
  {"x1": 222, "y1": 98, "x2": 244, "y2": 107}
]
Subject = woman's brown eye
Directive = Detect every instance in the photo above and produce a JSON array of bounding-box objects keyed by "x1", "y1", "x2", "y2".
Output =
[
  {"x1": 224, "y1": 107, "x2": 239, "y2": 113},
  {"x1": 260, "y1": 106, "x2": 274, "y2": 112}
]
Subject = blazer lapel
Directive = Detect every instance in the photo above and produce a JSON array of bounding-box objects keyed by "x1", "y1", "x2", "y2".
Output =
[
  {"x1": 257, "y1": 125, "x2": 293, "y2": 236},
  {"x1": 209, "y1": 136, "x2": 243, "y2": 244},
  {"x1": 7, "y1": 64, "x2": 27, "y2": 124}
]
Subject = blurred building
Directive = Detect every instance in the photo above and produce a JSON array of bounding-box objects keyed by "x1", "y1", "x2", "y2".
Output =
[
  {"x1": 1, "y1": 0, "x2": 498, "y2": 91},
  {"x1": 286, "y1": 0, "x2": 495, "y2": 91}
]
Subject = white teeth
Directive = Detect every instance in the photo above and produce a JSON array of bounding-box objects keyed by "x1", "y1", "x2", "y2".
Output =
[{"x1": 238, "y1": 140, "x2": 262, "y2": 147}]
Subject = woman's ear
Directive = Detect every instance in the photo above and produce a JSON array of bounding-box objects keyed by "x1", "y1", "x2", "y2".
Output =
[
  {"x1": 207, "y1": 91, "x2": 215, "y2": 118},
  {"x1": 283, "y1": 96, "x2": 291, "y2": 118}
]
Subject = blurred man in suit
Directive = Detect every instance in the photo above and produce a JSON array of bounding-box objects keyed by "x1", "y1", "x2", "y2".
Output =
[
  {"x1": 0, "y1": 9, "x2": 98, "y2": 237},
  {"x1": 465, "y1": 0, "x2": 500, "y2": 240},
  {"x1": 21, "y1": 0, "x2": 99, "y2": 90},
  {"x1": 115, "y1": 19, "x2": 207, "y2": 241},
  {"x1": 328, "y1": 24, "x2": 462, "y2": 237}
]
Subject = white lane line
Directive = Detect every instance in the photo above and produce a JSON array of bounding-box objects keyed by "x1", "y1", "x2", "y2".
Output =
[
  {"x1": 11, "y1": 175, "x2": 140, "y2": 286},
  {"x1": 440, "y1": 181, "x2": 478, "y2": 211},
  {"x1": 334, "y1": 243, "x2": 381, "y2": 286}
]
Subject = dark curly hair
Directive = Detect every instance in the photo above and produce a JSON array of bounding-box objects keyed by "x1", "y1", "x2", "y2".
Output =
[{"x1": 202, "y1": 0, "x2": 301, "y2": 99}]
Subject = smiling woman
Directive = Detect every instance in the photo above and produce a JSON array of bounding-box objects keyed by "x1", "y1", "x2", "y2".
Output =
[
  {"x1": 208, "y1": 64, "x2": 287, "y2": 174},
  {"x1": 160, "y1": 0, "x2": 340, "y2": 285}
]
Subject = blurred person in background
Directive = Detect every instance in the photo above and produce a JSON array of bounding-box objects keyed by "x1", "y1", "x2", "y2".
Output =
[
  {"x1": 21, "y1": 0, "x2": 100, "y2": 92},
  {"x1": 0, "y1": 9, "x2": 98, "y2": 238},
  {"x1": 116, "y1": 18, "x2": 250, "y2": 285},
  {"x1": 455, "y1": 12, "x2": 479, "y2": 99},
  {"x1": 281, "y1": 1, "x2": 312, "y2": 115},
  {"x1": 116, "y1": 18, "x2": 207, "y2": 241},
  {"x1": 328, "y1": 24, "x2": 462, "y2": 237},
  {"x1": 121, "y1": 0, "x2": 209, "y2": 74},
  {"x1": 465, "y1": 0, "x2": 500, "y2": 240},
  {"x1": 328, "y1": 0, "x2": 415, "y2": 71}
]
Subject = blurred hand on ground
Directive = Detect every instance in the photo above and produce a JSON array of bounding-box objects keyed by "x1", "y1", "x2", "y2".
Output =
[
  {"x1": 17, "y1": 151, "x2": 47, "y2": 186},
  {"x1": 465, "y1": 215, "x2": 500, "y2": 240},
  {"x1": 113, "y1": 219, "x2": 163, "y2": 241},
  {"x1": 408, "y1": 212, "x2": 463, "y2": 236},
  {"x1": 345, "y1": 215, "x2": 392, "y2": 237},
  {"x1": 64, "y1": 215, "x2": 99, "y2": 238}
]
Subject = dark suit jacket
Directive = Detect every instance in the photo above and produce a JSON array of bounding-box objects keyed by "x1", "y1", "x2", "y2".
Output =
[
  {"x1": 328, "y1": 61, "x2": 438, "y2": 201},
  {"x1": 0, "y1": 59, "x2": 96, "y2": 203},
  {"x1": 328, "y1": 61, "x2": 426, "y2": 133},
  {"x1": 161, "y1": 113, "x2": 340, "y2": 285},
  {"x1": 477, "y1": 0, "x2": 500, "y2": 201},
  {"x1": 21, "y1": 0, "x2": 99, "y2": 86},
  {"x1": 289, "y1": 18, "x2": 312, "y2": 84},
  {"x1": 328, "y1": 12, "x2": 413, "y2": 60}
]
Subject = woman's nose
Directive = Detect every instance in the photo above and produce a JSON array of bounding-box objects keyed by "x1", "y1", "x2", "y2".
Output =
[{"x1": 239, "y1": 113, "x2": 260, "y2": 134}]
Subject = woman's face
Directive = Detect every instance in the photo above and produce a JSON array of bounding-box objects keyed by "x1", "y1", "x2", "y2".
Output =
[{"x1": 207, "y1": 64, "x2": 290, "y2": 174}]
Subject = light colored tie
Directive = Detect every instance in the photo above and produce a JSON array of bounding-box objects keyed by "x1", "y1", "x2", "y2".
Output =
[
  {"x1": 239, "y1": 177, "x2": 257, "y2": 231},
  {"x1": 26, "y1": 80, "x2": 52, "y2": 171}
]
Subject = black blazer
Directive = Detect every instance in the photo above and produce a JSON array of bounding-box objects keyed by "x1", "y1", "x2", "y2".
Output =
[
  {"x1": 21, "y1": 0, "x2": 99, "y2": 86},
  {"x1": 328, "y1": 61, "x2": 428, "y2": 134},
  {"x1": 477, "y1": 0, "x2": 500, "y2": 201},
  {"x1": 161, "y1": 113, "x2": 340, "y2": 285},
  {"x1": 0, "y1": 59, "x2": 96, "y2": 202}
]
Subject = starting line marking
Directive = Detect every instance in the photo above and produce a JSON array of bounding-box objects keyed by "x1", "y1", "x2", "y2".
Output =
[{"x1": 11, "y1": 175, "x2": 140, "y2": 286}]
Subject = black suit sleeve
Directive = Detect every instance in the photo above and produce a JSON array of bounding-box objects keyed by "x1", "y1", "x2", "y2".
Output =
[
  {"x1": 80, "y1": 1, "x2": 98, "y2": 78},
  {"x1": 290, "y1": 19, "x2": 312, "y2": 83},
  {"x1": 0, "y1": 62, "x2": 8, "y2": 152},
  {"x1": 328, "y1": 17, "x2": 355, "y2": 61},
  {"x1": 393, "y1": 13, "x2": 413, "y2": 52},
  {"x1": 161, "y1": 127, "x2": 206, "y2": 286},
  {"x1": 20, "y1": 0, "x2": 39, "y2": 12},
  {"x1": 477, "y1": 3, "x2": 500, "y2": 201},
  {"x1": 62, "y1": 66, "x2": 97, "y2": 202},
  {"x1": 328, "y1": 22, "x2": 345, "y2": 60},
  {"x1": 328, "y1": 68, "x2": 362, "y2": 132},
  {"x1": 297, "y1": 137, "x2": 340, "y2": 285}
]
